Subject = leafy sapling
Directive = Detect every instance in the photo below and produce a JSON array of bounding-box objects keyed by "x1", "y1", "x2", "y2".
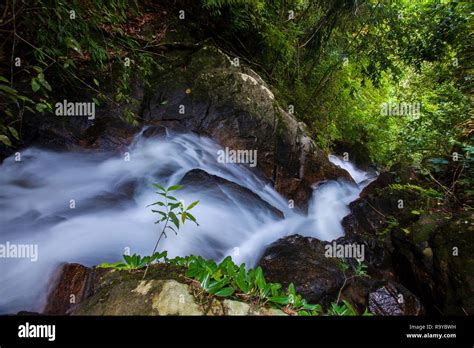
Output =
[{"x1": 142, "y1": 183, "x2": 199, "y2": 279}]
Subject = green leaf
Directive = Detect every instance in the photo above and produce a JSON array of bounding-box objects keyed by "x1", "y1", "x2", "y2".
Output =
[
  {"x1": 168, "y1": 211, "x2": 180, "y2": 229},
  {"x1": 215, "y1": 287, "x2": 235, "y2": 297},
  {"x1": 97, "y1": 262, "x2": 127, "y2": 269},
  {"x1": 341, "y1": 300, "x2": 357, "y2": 315},
  {"x1": 186, "y1": 200, "x2": 200, "y2": 210},
  {"x1": 123, "y1": 254, "x2": 132, "y2": 264},
  {"x1": 7, "y1": 126, "x2": 19, "y2": 140},
  {"x1": 152, "y1": 210, "x2": 167, "y2": 218},
  {"x1": 66, "y1": 37, "x2": 83, "y2": 54},
  {"x1": 148, "y1": 201, "x2": 165, "y2": 207},
  {"x1": 31, "y1": 78, "x2": 40, "y2": 92},
  {"x1": 268, "y1": 296, "x2": 291, "y2": 305},
  {"x1": 181, "y1": 211, "x2": 187, "y2": 223},
  {"x1": 152, "y1": 183, "x2": 165, "y2": 191},
  {"x1": 206, "y1": 278, "x2": 229, "y2": 294},
  {"x1": 302, "y1": 303, "x2": 320, "y2": 311},
  {"x1": 235, "y1": 265, "x2": 249, "y2": 293},
  {"x1": 168, "y1": 202, "x2": 181, "y2": 210},
  {"x1": 37, "y1": 74, "x2": 52, "y2": 91},
  {"x1": 167, "y1": 225, "x2": 178, "y2": 235},
  {"x1": 167, "y1": 185, "x2": 183, "y2": 192},
  {"x1": 200, "y1": 273, "x2": 211, "y2": 290},
  {"x1": 35, "y1": 103, "x2": 47, "y2": 112},
  {"x1": 186, "y1": 212, "x2": 199, "y2": 225},
  {"x1": 0, "y1": 135, "x2": 12, "y2": 147},
  {"x1": 287, "y1": 283, "x2": 296, "y2": 297},
  {"x1": 255, "y1": 267, "x2": 266, "y2": 290},
  {"x1": 0, "y1": 84, "x2": 17, "y2": 95}
]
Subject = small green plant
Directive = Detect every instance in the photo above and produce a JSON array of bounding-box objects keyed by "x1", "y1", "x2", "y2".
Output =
[
  {"x1": 354, "y1": 259, "x2": 369, "y2": 278},
  {"x1": 378, "y1": 216, "x2": 399, "y2": 237},
  {"x1": 335, "y1": 258, "x2": 370, "y2": 309},
  {"x1": 389, "y1": 183, "x2": 442, "y2": 199},
  {"x1": 327, "y1": 301, "x2": 373, "y2": 316},
  {"x1": 142, "y1": 184, "x2": 199, "y2": 279},
  {"x1": 98, "y1": 251, "x2": 167, "y2": 271},
  {"x1": 170, "y1": 254, "x2": 323, "y2": 315}
]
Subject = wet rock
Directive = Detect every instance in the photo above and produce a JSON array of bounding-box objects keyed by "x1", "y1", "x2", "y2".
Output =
[
  {"x1": 258, "y1": 234, "x2": 345, "y2": 305},
  {"x1": 342, "y1": 169, "x2": 474, "y2": 315},
  {"x1": 333, "y1": 234, "x2": 396, "y2": 281},
  {"x1": 332, "y1": 140, "x2": 373, "y2": 171},
  {"x1": 392, "y1": 211, "x2": 474, "y2": 315},
  {"x1": 180, "y1": 168, "x2": 284, "y2": 220},
  {"x1": 338, "y1": 276, "x2": 424, "y2": 315},
  {"x1": 77, "y1": 117, "x2": 138, "y2": 154},
  {"x1": 142, "y1": 125, "x2": 168, "y2": 138},
  {"x1": 43, "y1": 263, "x2": 93, "y2": 315},
  {"x1": 368, "y1": 282, "x2": 424, "y2": 316},
  {"x1": 342, "y1": 172, "x2": 425, "y2": 238},
  {"x1": 143, "y1": 46, "x2": 353, "y2": 210}
]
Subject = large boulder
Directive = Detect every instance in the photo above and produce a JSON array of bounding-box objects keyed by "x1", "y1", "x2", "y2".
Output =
[
  {"x1": 257, "y1": 234, "x2": 423, "y2": 314},
  {"x1": 180, "y1": 168, "x2": 283, "y2": 220},
  {"x1": 257, "y1": 233, "x2": 393, "y2": 306},
  {"x1": 258, "y1": 235, "x2": 345, "y2": 305},
  {"x1": 143, "y1": 46, "x2": 352, "y2": 210},
  {"x1": 42, "y1": 262, "x2": 286, "y2": 316}
]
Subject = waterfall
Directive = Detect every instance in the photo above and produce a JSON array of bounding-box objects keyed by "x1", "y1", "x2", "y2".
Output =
[{"x1": 0, "y1": 128, "x2": 374, "y2": 313}]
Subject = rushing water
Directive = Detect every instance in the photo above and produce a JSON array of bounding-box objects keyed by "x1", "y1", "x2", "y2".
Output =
[{"x1": 0, "y1": 128, "x2": 374, "y2": 313}]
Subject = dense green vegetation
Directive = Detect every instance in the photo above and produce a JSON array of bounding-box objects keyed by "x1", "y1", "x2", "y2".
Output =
[
  {"x1": 1, "y1": 1, "x2": 471, "y2": 164},
  {"x1": 99, "y1": 251, "x2": 372, "y2": 316}
]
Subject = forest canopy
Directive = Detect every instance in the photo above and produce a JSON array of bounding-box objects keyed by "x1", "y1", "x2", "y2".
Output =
[{"x1": 0, "y1": 0, "x2": 472, "y2": 168}]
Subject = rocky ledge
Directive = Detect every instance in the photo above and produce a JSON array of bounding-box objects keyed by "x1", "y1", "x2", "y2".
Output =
[{"x1": 42, "y1": 263, "x2": 286, "y2": 316}]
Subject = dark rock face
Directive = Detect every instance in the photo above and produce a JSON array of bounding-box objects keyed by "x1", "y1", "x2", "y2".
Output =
[
  {"x1": 368, "y1": 282, "x2": 424, "y2": 316},
  {"x1": 257, "y1": 234, "x2": 424, "y2": 314},
  {"x1": 180, "y1": 168, "x2": 284, "y2": 220},
  {"x1": 258, "y1": 235, "x2": 345, "y2": 305},
  {"x1": 143, "y1": 46, "x2": 353, "y2": 210},
  {"x1": 333, "y1": 234, "x2": 396, "y2": 281},
  {"x1": 341, "y1": 171, "x2": 474, "y2": 315},
  {"x1": 332, "y1": 140, "x2": 372, "y2": 171},
  {"x1": 43, "y1": 263, "x2": 93, "y2": 315}
]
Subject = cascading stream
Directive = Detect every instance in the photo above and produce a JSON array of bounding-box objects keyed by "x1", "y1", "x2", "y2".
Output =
[{"x1": 0, "y1": 128, "x2": 374, "y2": 313}]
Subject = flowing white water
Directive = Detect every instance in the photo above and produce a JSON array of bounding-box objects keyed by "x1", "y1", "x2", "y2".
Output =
[{"x1": 0, "y1": 129, "x2": 373, "y2": 313}]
